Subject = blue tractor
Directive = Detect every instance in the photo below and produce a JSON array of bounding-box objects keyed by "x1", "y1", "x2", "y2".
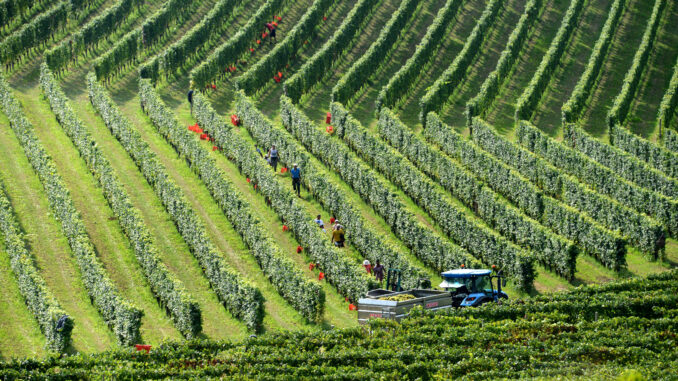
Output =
[{"x1": 438, "y1": 269, "x2": 508, "y2": 307}]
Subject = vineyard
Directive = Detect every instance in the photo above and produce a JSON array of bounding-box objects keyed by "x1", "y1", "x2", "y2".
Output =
[{"x1": 0, "y1": 0, "x2": 676, "y2": 371}]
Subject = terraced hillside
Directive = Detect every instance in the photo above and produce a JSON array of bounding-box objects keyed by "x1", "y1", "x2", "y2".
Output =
[{"x1": 0, "y1": 0, "x2": 675, "y2": 359}]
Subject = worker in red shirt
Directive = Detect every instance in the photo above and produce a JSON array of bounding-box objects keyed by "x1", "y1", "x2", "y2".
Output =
[{"x1": 265, "y1": 23, "x2": 277, "y2": 44}]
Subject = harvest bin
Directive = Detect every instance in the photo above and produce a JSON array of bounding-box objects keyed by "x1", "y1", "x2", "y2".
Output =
[{"x1": 357, "y1": 289, "x2": 453, "y2": 324}]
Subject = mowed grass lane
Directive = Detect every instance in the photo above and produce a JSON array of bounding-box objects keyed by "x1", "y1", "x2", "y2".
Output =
[
  {"x1": 397, "y1": 0, "x2": 488, "y2": 129},
  {"x1": 626, "y1": 0, "x2": 678, "y2": 139},
  {"x1": 486, "y1": 0, "x2": 574, "y2": 135},
  {"x1": 438, "y1": 0, "x2": 527, "y2": 132},
  {"x1": 10, "y1": 72, "x2": 181, "y2": 344},
  {"x1": 579, "y1": 0, "x2": 653, "y2": 138},
  {"x1": 0, "y1": 107, "x2": 116, "y2": 354}
]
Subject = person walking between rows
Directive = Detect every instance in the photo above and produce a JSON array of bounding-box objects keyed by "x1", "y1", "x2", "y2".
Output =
[
  {"x1": 268, "y1": 145, "x2": 279, "y2": 172},
  {"x1": 373, "y1": 261, "x2": 384, "y2": 283},
  {"x1": 265, "y1": 23, "x2": 277, "y2": 44},
  {"x1": 332, "y1": 222, "x2": 345, "y2": 248},
  {"x1": 290, "y1": 163, "x2": 301, "y2": 197},
  {"x1": 363, "y1": 259, "x2": 372, "y2": 274}
]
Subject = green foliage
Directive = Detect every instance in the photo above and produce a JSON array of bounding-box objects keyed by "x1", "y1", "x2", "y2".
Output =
[
  {"x1": 0, "y1": 2, "x2": 69, "y2": 65},
  {"x1": 45, "y1": 0, "x2": 143, "y2": 73},
  {"x1": 471, "y1": 119, "x2": 665, "y2": 257},
  {"x1": 610, "y1": 125, "x2": 677, "y2": 179},
  {"x1": 332, "y1": 104, "x2": 535, "y2": 290},
  {"x1": 283, "y1": 0, "x2": 379, "y2": 103},
  {"x1": 141, "y1": 80, "x2": 325, "y2": 328},
  {"x1": 0, "y1": 179, "x2": 73, "y2": 352},
  {"x1": 384, "y1": 109, "x2": 578, "y2": 279},
  {"x1": 664, "y1": 129, "x2": 678, "y2": 153},
  {"x1": 155, "y1": 0, "x2": 240, "y2": 78},
  {"x1": 235, "y1": 92, "x2": 428, "y2": 289},
  {"x1": 465, "y1": 0, "x2": 542, "y2": 124},
  {"x1": 189, "y1": 0, "x2": 286, "y2": 90},
  {"x1": 564, "y1": 124, "x2": 677, "y2": 199},
  {"x1": 418, "y1": 0, "x2": 504, "y2": 123},
  {"x1": 426, "y1": 116, "x2": 625, "y2": 270},
  {"x1": 141, "y1": 0, "x2": 193, "y2": 47},
  {"x1": 561, "y1": 0, "x2": 626, "y2": 124},
  {"x1": 3, "y1": 270, "x2": 676, "y2": 379},
  {"x1": 514, "y1": 0, "x2": 585, "y2": 121},
  {"x1": 285, "y1": 98, "x2": 480, "y2": 278},
  {"x1": 376, "y1": 0, "x2": 464, "y2": 111},
  {"x1": 41, "y1": 65, "x2": 202, "y2": 338},
  {"x1": 518, "y1": 121, "x2": 678, "y2": 238},
  {"x1": 138, "y1": 79, "x2": 273, "y2": 329},
  {"x1": 606, "y1": 0, "x2": 666, "y2": 130},
  {"x1": 331, "y1": 0, "x2": 419, "y2": 106},
  {"x1": 89, "y1": 78, "x2": 276, "y2": 328},
  {"x1": 93, "y1": 30, "x2": 140, "y2": 81},
  {"x1": 192, "y1": 92, "x2": 371, "y2": 304},
  {"x1": 657, "y1": 57, "x2": 678, "y2": 136},
  {"x1": 235, "y1": 0, "x2": 334, "y2": 95},
  {"x1": 0, "y1": 73, "x2": 142, "y2": 346}
]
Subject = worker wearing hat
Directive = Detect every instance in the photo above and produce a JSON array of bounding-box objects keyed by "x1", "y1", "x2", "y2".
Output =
[{"x1": 290, "y1": 163, "x2": 301, "y2": 197}]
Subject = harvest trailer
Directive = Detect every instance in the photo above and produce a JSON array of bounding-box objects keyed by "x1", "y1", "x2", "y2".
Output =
[{"x1": 357, "y1": 269, "x2": 507, "y2": 324}]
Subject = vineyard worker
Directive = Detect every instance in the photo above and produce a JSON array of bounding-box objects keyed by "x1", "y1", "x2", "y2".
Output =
[
  {"x1": 332, "y1": 223, "x2": 345, "y2": 248},
  {"x1": 268, "y1": 145, "x2": 279, "y2": 172},
  {"x1": 187, "y1": 89, "x2": 194, "y2": 115},
  {"x1": 363, "y1": 259, "x2": 372, "y2": 274},
  {"x1": 314, "y1": 214, "x2": 326, "y2": 232},
  {"x1": 265, "y1": 23, "x2": 277, "y2": 44},
  {"x1": 291, "y1": 163, "x2": 301, "y2": 197},
  {"x1": 373, "y1": 261, "x2": 384, "y2": 283}
]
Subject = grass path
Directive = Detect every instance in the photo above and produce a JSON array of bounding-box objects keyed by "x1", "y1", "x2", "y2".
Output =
[
  {"x1": 626, "y1": 0, "x2": 678, "y2": 139},
  {"x1": 486, "y1": 0, "x2": 573, "y2": 135},
  {"x1": 0, "y1": 240, "x2": 47, "y2": 360},
  {"x1": 438, "y1": 0, "x2": 527, "y2": 131},
  {"x1": 350, "y1": 0, "x2": 445, "y2": 128},
  {"x1": 579, "y1": 0, "x2": 651, "y2": 138},
  {"x1": 61, "y1": 73, "x2": 249, "y2": 340},
  {"x1": 0, "y1": 112, "x2": 116, "y2": 353},
  {"x1": 11, "y1": 75, "x2": 181, "y2": 344},
  {"x1": 397, "y1": 0, "x2": 487, "y2": 129}
]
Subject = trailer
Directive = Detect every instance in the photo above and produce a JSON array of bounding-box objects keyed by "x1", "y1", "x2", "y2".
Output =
[
  {"x1": 357, "y1": 289, "x2": 454, "y2": 325},
  {"x1": 357, "y1": 268, "x2": 508, "y2": 324}
]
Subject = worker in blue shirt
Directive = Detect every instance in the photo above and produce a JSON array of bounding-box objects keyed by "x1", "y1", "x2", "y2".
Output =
[{"x1": 290, "y1": 163, "x2": 301, "y2": 197}]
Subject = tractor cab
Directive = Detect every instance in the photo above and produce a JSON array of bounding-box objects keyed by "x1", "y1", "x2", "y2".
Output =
[{"x1": 439, "y1": 269, "x2": 508, "y2": 307}]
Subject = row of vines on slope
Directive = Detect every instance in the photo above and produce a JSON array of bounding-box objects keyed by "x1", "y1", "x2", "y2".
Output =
[
  {"x1": 192, "y1": 92, "x2": 375, "y2": 302},
  {"x1": 283, "y1": 0, "x2": 381, "y2": 103},
  {"x1": 470, "y1": 118, "x2": 665, "y2": 257},
  {"x1": 46, "y1": 0, "x2": 143, "y2": 73},
  {"x1": 189, "y1": 0, "x2": 288, "y2": 89},
  {"x1": 234, "y1": 91, "x2": 429, "y2": 289},
  {"x1": 91, "y1": 76, "x2": 324, "y2": 326},
  {"x1": 418, "y1": 0, "x2": 505, "y2": 123},
  {"x1": 331, "y1": 0, "x2": 421, "y2": 105},
  {"x1": 272, "y1": 100, "x2": 481, "y2": 280},
  {"x1": 235, "y1": 0, "x2": 335, "y2": 95},
  {"x1": 40, "y1": 65, "x2": 202, "y2": 338},
  {"x1": 0, "y1": 178, "x2": 73, "y2": 352},
  {"x1": 380, "y1": 109, "x2": 584, "y2": 277},
  {"x1": 0, "y1": 74, "x2": 142, "y2": 346}
]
